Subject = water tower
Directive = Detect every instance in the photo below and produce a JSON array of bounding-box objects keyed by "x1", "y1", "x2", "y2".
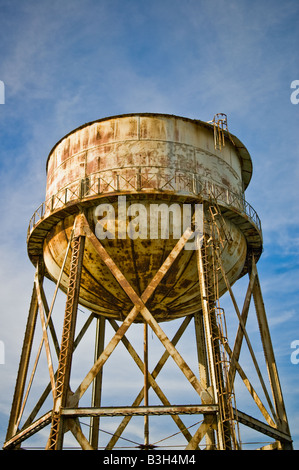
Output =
[{"x1": 4, "y1": 113, "x2": 292, "y2": 450}]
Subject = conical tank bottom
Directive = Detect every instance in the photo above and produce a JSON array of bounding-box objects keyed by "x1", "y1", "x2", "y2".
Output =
[{"x1": 43, "y1": 202, "x2": 247, "y2": 322}]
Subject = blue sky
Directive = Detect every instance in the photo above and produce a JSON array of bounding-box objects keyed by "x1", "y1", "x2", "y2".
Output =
[{"x1": 0, "y1": 0, "x2": 298, "y2": 450}]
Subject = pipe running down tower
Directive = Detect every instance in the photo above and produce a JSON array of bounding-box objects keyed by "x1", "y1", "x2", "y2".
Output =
[{"x1": 4, "y1": 113, "x2": 292, "y2": 450}]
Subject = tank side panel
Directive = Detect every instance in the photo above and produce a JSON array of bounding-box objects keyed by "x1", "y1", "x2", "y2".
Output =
[{"x1": 46, "y1": 115, "x2": 244, "y2": 202}]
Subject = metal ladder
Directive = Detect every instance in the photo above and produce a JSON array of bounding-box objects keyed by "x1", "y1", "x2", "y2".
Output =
[{"x1": 201, "y1": 203, "x2": 241, "y2": 449}]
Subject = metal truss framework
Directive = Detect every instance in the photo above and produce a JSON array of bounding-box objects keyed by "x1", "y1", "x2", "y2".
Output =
[{"x1": 4, "y1": 210, "x2": 293, "y2": 450}]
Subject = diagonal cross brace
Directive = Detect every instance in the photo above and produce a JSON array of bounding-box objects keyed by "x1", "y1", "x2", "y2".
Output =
[
  {"x1": 107, "y1": 316, "x2": 200, "y2": 447},
  {"x1": 68, "y1": 214, "x2": 213, "y2": 408}
]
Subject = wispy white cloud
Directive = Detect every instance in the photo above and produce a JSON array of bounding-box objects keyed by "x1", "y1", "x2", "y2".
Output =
[{"x1": 0, "y1": 0, "x2": 298, "y2": 450}]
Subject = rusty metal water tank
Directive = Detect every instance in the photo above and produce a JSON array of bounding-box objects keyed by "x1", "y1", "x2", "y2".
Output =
[{"x1": 27, "y1": 113, "x2": 263, "y2": 322}]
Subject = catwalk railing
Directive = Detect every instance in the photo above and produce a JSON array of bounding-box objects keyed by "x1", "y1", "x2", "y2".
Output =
[{"x1": 28, "y1": 170, "x2": 262, "y2": 238}]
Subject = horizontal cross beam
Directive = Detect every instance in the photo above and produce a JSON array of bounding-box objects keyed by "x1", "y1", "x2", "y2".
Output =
[{"x1": 61, "y1": 405, "x2": 218, "y2": 417}]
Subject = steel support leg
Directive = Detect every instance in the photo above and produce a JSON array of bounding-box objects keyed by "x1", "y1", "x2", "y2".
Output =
[
  {"x1": 89, "y1": 315, "x2": 105, "y2": 449},
  {"x1": 5, "y1": 276, "x2": 39, "y2": 442},
  {"x1": 251, "y1": 256, "x2": 293, "y2": 449},
  {"x1": 194, "y1": 311, "x2": 216, "y2": 449},
  {"x1": 46, "y1": 233, "x2": 85, "y2": 450},
  {"x1": 195, "y1": 235, "x2": 228, "y2": 449}
]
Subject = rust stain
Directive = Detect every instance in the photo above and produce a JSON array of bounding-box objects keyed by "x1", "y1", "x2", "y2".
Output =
[{"x1": 30, "y1": 114, "x2": 262, "y2": 323}]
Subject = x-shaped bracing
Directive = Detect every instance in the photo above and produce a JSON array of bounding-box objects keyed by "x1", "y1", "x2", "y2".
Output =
[
  {"x1": 6, "y1": 210, "x2": 293, "y2": 450},
  {"x1": 68, "y1": 214, "x2": 212, "y2": 405},
  {"x1": 59, "y1": 213, "x2": 215, "y2": 449}
]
